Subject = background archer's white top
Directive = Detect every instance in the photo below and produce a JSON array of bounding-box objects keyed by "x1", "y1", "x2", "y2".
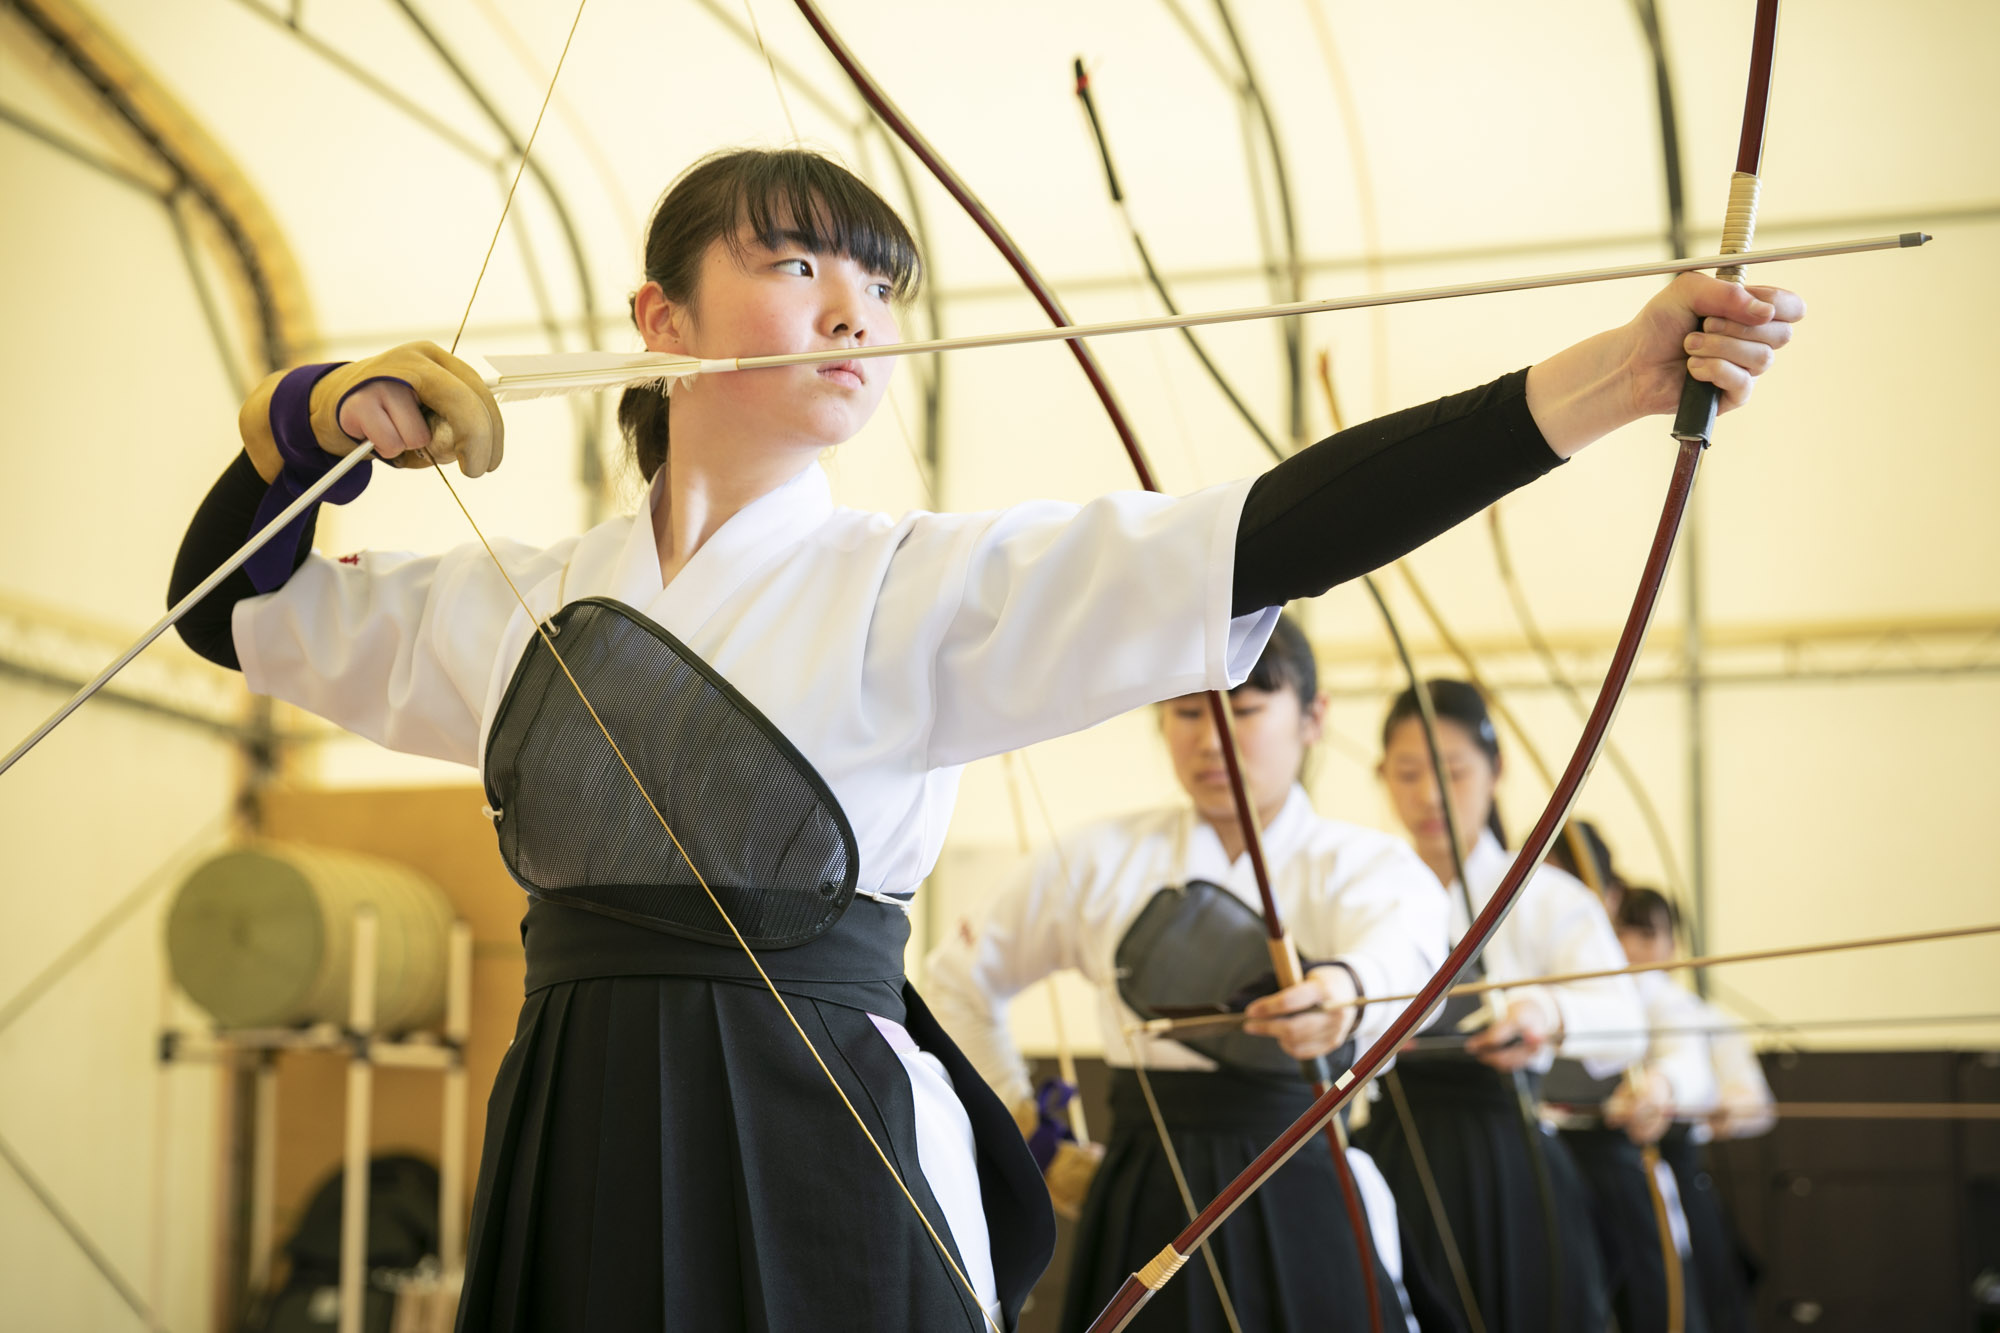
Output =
[
  {"x1": 1693, "y1": 996, "x2": 1777, "y2": 1142},
  {"x1": 1454, "y1": 830, "x2": 1648, "y2": 1076},
  {"x1": 231, "y1": 461, "x2": 1280, "y2": 900},
  {"x1": 1634, "y1": 970, "x2": 1722, "y2": 1112},
  {"x1": 923, "y1": 786, "x2": 1450, "y2": 1109}
]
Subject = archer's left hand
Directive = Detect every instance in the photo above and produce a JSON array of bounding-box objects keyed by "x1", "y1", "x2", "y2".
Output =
[
  {"x1": 1242, "y1": 965, "x2": 1358, "y2": 1060},
  {"x1": 1607, "y1": 1067, "x2": 1676, "y2": 1145},
  {"x1": 1465, "y1": 997, "x2": 1557, "y2": 1072},
  {"x1": 1628, "y1": 272, "x2": 1807, "y2": 417},
  {"x1": 1528, "y1": 272, "x2": 1806, "y2": 456}
]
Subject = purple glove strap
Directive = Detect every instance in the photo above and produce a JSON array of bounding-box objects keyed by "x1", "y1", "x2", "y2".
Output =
[
  {"x1": 1026, "y1": 1077, "x2": 1078, "y2": 1173},
  {"x1": 245, "y1": 363, "x2": 374, "y2": 591}
]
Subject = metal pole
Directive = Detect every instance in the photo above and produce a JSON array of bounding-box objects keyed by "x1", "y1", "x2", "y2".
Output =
[{"x1": 339, "y1": 909, "x2": 378, "y2": 1333}]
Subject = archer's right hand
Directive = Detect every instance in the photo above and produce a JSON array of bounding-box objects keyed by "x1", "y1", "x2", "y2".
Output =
[{"x1": 241, "y1": 341, "x2": 503, "y2": 481}]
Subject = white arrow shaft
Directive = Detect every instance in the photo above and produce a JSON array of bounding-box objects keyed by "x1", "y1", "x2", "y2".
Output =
[{"x1": 0, "y1": 444, "x2": 377, "y2": 778}]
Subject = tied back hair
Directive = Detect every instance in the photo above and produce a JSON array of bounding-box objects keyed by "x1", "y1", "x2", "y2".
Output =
[
  {"x1": 618, "y1": 148, "x2": 923, "y2": 481},
  {"x1": 1382, "y1": 677, "x2": 1508, "y2": 848},
  {"x1": 1547, "y1": 818, "x2": 1622, "y2": 893},
  {"x1": 1615, "y1": 885, "x2": 1679, "y2": 940}
]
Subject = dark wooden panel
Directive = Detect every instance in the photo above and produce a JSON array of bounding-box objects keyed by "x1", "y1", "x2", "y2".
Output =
[
  {"x1": 1763, "y1": 1171, "x2": 1959, "y2": 1329},
  {"x1": 1765, "y1": 1050, "x2": 1958, "y2": 1173}
]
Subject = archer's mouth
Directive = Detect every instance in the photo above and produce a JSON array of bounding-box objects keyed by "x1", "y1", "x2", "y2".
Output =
[{"x1": 818, "y1": 359, "x2": 864, "y2": 388}]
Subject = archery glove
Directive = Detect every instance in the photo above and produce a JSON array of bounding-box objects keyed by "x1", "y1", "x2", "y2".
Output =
[{"x1": 242, "y1": 341, "x2": 504, "y2": 480}]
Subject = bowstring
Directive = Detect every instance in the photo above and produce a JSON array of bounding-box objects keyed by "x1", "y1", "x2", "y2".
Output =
[{"x1": 417, "y1": 3, "x2": 998, "y2": 1325}]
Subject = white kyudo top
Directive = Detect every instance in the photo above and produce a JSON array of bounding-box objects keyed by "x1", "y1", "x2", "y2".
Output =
[
  {"x1": 1452, "y1": 830, "x2": 1648, "y2": 1076},
  {"x1": 924, "y1": 786, "x2": 1451, "y2": 1109},
  {"x1": 233, "y1": 462, "x2": 1279, "y2": 900},
  {"x1": 1634, "y1": 970, "x2": 1721, "y2": 1111},
  {"x1": 1695, "y1": 996, "x2": 1776, "y2": 1142}
]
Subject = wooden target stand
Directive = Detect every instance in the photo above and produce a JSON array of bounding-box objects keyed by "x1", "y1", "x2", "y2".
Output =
[
  {"x1": 163, "y1": 914, "x2": 471, "y2": 1333},
  {"x1": 160, "y1": 787, "x2": 527, "y2": 1333}
]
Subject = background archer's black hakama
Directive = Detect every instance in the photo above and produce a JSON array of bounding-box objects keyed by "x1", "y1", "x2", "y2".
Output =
[
  {"x1": 1058, "y1": 1069, "x2": 1448, "y2": 1333},
  {"x1": 1659, "y1": 1125, "x2": 1755, "y2": 1333},
  {"x1": 1355, "y1": 1061, "x2": 1610, "y2": 1333},
  {"x1": 1558, "y1": 1125, "x2": 1709, "y2": 1333}
]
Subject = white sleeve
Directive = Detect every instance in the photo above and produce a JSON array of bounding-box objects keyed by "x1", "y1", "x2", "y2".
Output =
[
  {"x1": 1307, "y1": 843, "x2": 1450, "y2": 1053},
  {"x1": 232, "y1": 536, "x2": 571, "y2": 768},
  {"x1": 1643, "y1": 979, "x2": 1719, "y2": 1111},
  {"x1": 1704, "y1": 1002, "x2": 1777, "y2": 1138},
  {"x1": 922, "y1": 847, "x2": 1087, "y2": 1110},
  {"x1": 1519, "y1": 875, "x2": 1648, "y2": 1076},
  {"x1": 895, "y1": 481, "x2": 1280, "y2": 769}
]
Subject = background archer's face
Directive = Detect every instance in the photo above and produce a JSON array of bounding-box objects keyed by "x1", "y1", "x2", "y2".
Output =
[
  {"x1": 1160, "y1": 686, "x2": 1319, "y2": 830},
  {"x1": 1379, "y1": 716, "x2": 1498, "y2": 873}
]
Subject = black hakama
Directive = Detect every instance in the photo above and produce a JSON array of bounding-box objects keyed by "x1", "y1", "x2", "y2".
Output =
[
  {"x1": 1354, "y1": 1061, "x2": 1610, "y2": 1333},
  {"x1": 1558, "y1": 1126, "x2": 1708, "y2": 1333},
  {"x1": 457, "y1": 899, "x2": 1052, "y2": 1331},
  {"x1": 1659, "y1": 1125, "x2": 1754, "y2": 1333},
  {"x1": 1057, "y1": 1068, "x2": 1445, "y2": 1333}
]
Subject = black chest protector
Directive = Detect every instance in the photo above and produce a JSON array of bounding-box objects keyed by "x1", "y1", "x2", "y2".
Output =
[
  {"x1": 1115, "y1": 879, "x2": 1353, "y2": 1079},
  {"x1": 482, "y1": 598, "x2": 859, "y2": 949}
]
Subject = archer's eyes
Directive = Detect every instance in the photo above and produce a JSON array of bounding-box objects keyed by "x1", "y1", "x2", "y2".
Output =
[
  {"x1": 866, "y1": 279, "x2": 894, "y2": 301},
  {"x1": 775, "y1": 257, "x2": 814, "y2": 277}
]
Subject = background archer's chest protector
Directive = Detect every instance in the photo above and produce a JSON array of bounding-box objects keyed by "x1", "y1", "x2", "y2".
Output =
[
  {"x1": 1117, "y1": 880, "x2": 1352, "y2": 1078},
  {"x1": 482, "y1": 598, "x2": 858, "y2": 949}
]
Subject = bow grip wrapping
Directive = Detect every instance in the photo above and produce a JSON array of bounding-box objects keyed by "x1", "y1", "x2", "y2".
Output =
[{"x1": 1672, "y1": 170, "x2": 1763, "y2": 443}]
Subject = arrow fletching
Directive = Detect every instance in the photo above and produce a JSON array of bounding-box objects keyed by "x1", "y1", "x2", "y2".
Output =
[{"x1": 471, "y1": 350, "x2": 732, "y2": 401}]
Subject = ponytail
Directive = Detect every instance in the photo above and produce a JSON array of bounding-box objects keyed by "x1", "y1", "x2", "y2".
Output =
[{"x1": 618, "y1": 382, "x2": 671, "y2": 482}]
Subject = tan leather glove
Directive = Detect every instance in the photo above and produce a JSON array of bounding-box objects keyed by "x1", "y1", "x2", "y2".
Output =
[
  {"x1": 239, "y1": 342, "x2": 503, "y2": 481},
  {"x1": 1045, "y1": 1140, "x2": 1103, "y2": 1221},
  {"x1": 1013, "y1": 1096, "x2": 1102, "y2": 1220}
]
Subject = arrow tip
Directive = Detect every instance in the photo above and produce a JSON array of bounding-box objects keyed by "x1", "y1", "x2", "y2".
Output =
[{"x1": 1902, "y1": 231, "x2": 1933, "y2": 247}]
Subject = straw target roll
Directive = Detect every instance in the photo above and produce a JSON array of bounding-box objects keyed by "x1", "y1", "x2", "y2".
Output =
[{"x1": 166, "y1": 843, "x2": 455, "y2": 1031}]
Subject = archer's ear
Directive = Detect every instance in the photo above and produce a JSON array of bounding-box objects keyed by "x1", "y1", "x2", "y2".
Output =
[
  {"x1": 1300, "y1": 690, "x2": 1330, "y2": 745},
  {"x1": 633, "y1": 282, "x2": 692, "y2": 354}
]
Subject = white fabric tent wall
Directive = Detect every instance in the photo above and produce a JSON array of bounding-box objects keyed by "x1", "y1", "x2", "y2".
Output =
[{"x1": 1, "y1": 0, "x2": 1995, "y2": 1325}]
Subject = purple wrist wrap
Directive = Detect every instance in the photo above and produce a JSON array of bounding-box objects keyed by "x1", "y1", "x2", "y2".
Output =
[
  {"x1": 245, "y1": 363, "x2": 370, "y2": 592},
  {"x1": 1027, "y1": 1077, "x2": 1079, "y2": 1172}
]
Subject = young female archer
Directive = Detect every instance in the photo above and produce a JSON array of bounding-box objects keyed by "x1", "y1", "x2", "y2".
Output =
[
  {"x1": 1364, "y1": 680, "x2": 1646, "y2": 1331},
  {"x1": 167, "y1": 148, "x2": 1803, "y2": 1331},
  {"x1": 925, "y1": 615, "x2": 1461, "y2": 1332}
]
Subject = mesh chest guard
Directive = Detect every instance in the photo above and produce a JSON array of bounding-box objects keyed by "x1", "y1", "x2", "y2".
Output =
[
  {"x1": 483, "y1": 598, "x2": 858, "y2": 949},
  {"x1": 1116, "y1": 880, "x2": 1352, "y2": 1079}
]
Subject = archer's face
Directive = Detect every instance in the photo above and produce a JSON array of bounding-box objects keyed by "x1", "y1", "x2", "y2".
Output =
[
  {"x1": 1379, "y1": 716, "x2": 1498, "y2": 873},
  {"x1": 641, "y1": 226, "x2": 901, "y2": 450},
  {"x1": 1618, "y1": 925, "x2": 1674, "y2": 967},
  {"x1": 1160, "y1": 687, "x2": 1322, "y2": 829}
]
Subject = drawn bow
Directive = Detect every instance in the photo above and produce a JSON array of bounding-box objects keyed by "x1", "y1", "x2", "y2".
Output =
[{"x1": 1069, "y1": 0, "x2": 1781, "y2": 1322}]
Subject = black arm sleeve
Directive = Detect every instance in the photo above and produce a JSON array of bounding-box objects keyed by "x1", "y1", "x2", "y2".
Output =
[
  {"x1": 167, "y1": 450, "x2": 319, "y2": 671},
  {"x1": 1232, "y1": 368, "x2": 1561, "y2": 615}
]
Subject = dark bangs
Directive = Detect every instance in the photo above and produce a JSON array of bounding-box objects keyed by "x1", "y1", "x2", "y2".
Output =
[{"x1": 720, "y1": 150, "x2": 922, "y2": 301}]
